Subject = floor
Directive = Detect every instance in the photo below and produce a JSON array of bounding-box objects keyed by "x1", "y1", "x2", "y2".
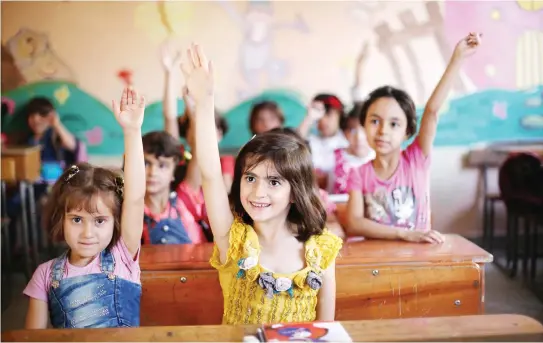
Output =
[{"x1": 2, "y1": 261, "x2": 543, "y2": 331}]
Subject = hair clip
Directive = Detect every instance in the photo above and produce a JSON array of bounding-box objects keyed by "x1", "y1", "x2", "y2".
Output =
[
  {"x1": 115, "y1": 176, "x2": 124, "y2": 198},
  {"x1": 64, "y1": 165, "x2": 80, "y2": 183}
]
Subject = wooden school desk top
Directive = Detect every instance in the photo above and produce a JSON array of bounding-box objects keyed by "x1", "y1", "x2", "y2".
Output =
[
  {"x1": 140, "y1": 234, "x2": 492, "y2": 271},
  {"x1": 3, "y1": 314, "x2": 542, "y2": 342}
]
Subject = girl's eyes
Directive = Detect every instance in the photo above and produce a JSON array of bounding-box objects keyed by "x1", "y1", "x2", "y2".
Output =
[
  {"x1": 245, "y1": 176, "x2": 255, "y2": 182},
  {"x1": 70, "y1": 217, "x2": 107, "y2": 225},
  {"x1": 244, "y1": 176, "x2": 280, "y2": 187},
  {"x1": 270, "y1": 180, "x2": 280, "y2": 187}
]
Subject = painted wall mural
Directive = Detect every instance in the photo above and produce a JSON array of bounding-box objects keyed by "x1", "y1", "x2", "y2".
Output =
[
  {"x1": 1, "y1": 0, "x2": 541, "y2": 155},
  {"x1": 5, "y1": 28, "x2": 76, "y2": 84},
  {"x1": 218, "y1": 0, "x2": 310, "y2": 100}
]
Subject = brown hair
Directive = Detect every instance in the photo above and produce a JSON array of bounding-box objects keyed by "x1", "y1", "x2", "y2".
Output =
[
  {"x1": 229, "y1": 131, "x2": 326, "y2": 242},
  {"x1": 249, "y1": 101, "x2": 285, "y2": 135},
  {"x1": 142, "y1": 131, "x2": 182, "y2": 163},
  {"x1": 42, "y1": 162, "x2": 124, "y2": 250},
  {"x1": 359, "y1": 86, "x2": 418, "y2": 138}
]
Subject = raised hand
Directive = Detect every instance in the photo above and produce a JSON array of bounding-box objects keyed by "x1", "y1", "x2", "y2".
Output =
[
  {"x1": 453, "y1": 32, "x2": 482, "y2": 61},
  {"x1": 160, "y1": 39, "x2": 182, "y2": 72},
  {"x1": 182, "y1": 86, "x2": 196, "y2": 119},
  {"x1": 180, "y1": 43, "x2": 214, "y2": 108},
  {"x1": 307, "y1": 100, "x2": 326, "y2": 121},
  {"x1": 112, "y1": 88, "x2": 145, "y2": 131}
]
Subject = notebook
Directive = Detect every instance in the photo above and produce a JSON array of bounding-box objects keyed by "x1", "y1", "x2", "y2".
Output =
[{"x1": 259, "y1": 322, "x2": 352, "y2": 342}]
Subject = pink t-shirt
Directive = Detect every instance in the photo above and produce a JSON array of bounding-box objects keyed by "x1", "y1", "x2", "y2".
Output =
[
  {"x1": 347, "y1": 139, "x2": 431, "y2": 231},
  {"x1": 143, "y1": 191, "x2": 206, "y2": 244},
  {"x1": 23, "y1": 239, "x2": 140, "y2": 303}
]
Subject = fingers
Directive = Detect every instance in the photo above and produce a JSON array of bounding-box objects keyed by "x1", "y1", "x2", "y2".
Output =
[
  {"x1": 112, "y1": 100, "x2": 120, "y2": 116},
  {"x1": 425, "y1": 230, "x2": 445, "y2": 244},
  {"x1": 188, "y1": 45, "x2": 199, "y2": 68},
  {"x1": 194, "y1": 44, "x2": 208, "y2": 70},
  {"x1": 139, "y1": 95, "x2": 146, "y2": 108}
]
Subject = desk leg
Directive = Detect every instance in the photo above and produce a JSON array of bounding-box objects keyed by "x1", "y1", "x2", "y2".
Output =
[
  {"x1": 18, "y1": 182, "x2": 33, "y2": 280},
  {"x1": 25, "y1": 183, "x2": 40, "y2": 267},
  {"x1": 481, "y1": 166, "x2": 489, "y2": 248}
]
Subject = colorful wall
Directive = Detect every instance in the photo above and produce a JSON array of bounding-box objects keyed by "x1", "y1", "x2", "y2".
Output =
[{"x1": 2, "y1": 1, "x2": 541, "y2": 154}]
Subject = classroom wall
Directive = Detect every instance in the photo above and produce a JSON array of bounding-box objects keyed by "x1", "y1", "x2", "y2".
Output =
[{"x1": 1, "y1": 1, "x2": 542, "y2": 237}]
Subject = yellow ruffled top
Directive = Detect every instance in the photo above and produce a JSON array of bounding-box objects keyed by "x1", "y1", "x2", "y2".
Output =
[{"x1": 210, "y1": 217, "x2": 343, "y2": 325}]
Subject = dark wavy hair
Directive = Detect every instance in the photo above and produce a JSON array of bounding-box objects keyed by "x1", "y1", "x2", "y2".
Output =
[
  {"x1": 229, "y1": 131, "x2": 326, "y2": 242},
  {"x1": 359, "y1": 86, "x2": 418, "y2": 138}
]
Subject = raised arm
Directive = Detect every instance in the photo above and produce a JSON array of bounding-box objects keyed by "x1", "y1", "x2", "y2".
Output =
[
  {"x1": 297, "y1": 101, "x2": 325, "y2": 139},
  {"x1": 161, "y1": 43, "x2": 182, "y2": 140},
  {"x1": 181, "y1": 44, "x2": 233, "y2": 261},
  {"x1": 112, "y1": 88, "x2": 146, "y2": 256},
  {"x1": 51, "y1": 113, "x2": 77, "y2": 151},
  {"x1": 418, "y1": 32, "x2": 481, "y2": 156}
]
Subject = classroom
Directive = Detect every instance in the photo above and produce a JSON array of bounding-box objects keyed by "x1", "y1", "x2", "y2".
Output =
[{"x1": 1, "y1": 1, "x2": 543, "y2": 341}]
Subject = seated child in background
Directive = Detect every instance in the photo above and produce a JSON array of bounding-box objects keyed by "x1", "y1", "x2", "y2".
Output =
[
  {"x1": 249, "y1": 100, "x2": 285, "y2": 135},
  {"x1": 184, "y1": 44, "x2": 342, "y2": 324},
  {"x1": 346, "y1": 33, "x2": 481, "y2": 243},
  {"x1": 297, "y1": 94, "x2": 349, "y2": 189},
  {"x1": 142, "y1": 131, "x2": 207, "y2": 244},
  {"x1": 332, "y1": 107, "x2": 375, "y2": 194},
  {"x1": 23, "y1": 88, "x2": 145, "y2": 329},
  {"x1": 6, "y1": 97, "x2": 86, "y2": 250}
]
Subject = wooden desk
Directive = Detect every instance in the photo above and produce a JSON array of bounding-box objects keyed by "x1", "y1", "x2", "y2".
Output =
[
  {"x1": 3, "y1": 315, "x2": 542, "y2": 342},
  {"x1": 140, "y1": 235, "x2": 492, "y2": 326}
]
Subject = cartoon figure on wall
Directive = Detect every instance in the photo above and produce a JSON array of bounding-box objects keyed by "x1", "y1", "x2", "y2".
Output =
[
  {"x1": 5, "y1": 28, "x2": 76, "y2": 84},
  {"x1": 217, "y1": 0, "x2": 310, "y2": 99}
]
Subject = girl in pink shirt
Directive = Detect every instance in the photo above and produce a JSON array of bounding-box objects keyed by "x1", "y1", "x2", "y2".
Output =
[
  {"x1": 346, "y1": 33, "x2": 482, "y2": 243},
  {"x1": 23, "y1": 88, "x2": 146, "y2": 329}
]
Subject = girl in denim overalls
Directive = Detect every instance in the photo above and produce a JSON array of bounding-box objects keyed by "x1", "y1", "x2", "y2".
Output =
[{"x1": 23, "y1": 88, "x2": 147, "y2": 329}]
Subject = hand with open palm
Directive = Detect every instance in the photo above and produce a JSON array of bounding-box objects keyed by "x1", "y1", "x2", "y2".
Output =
[
  {"x1": 180, "y1": 44, "x2": 214, "y2": 111},
  {"x1": 112, "y1": 88, "x2": 146, "y2": 132}
]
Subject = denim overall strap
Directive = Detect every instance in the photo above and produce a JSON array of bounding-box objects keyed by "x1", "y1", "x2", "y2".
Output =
[
  {"x1": 99, "y1": 249, "x2": 115, "y2": 278},
  {"x1": 50, "y1": 251, "x2": 69, "y2": 288}
]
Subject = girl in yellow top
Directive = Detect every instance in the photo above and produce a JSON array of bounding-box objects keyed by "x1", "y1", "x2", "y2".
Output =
[{"x1": 180, "y1": 44, "x2": 343, "y2": 325}]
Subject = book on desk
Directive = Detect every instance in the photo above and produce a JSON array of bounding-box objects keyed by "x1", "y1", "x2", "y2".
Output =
[{"x1": 256, "y1": 321, "x2": 352, "y2": 342}]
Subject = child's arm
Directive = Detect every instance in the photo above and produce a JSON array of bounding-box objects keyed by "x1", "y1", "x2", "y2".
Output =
[
  {"x1": 52, "y1": 113, "x2": 77, "y2": 151},
  {"x1": 112, "y1": 88, "x2": 146, "y2": 256},
  {"x1": 418, "y1": 33, "x2": 481, "y2": 157},
  {"x1": 24, "y1": 299, "x2": 48, "y2": 329},
  {"x1": 297, "y1": 101, "x2": 325, "y2": 139},
  {"x1": 346, "y1": 190, "x2": 444, "y2": 243},
  {"x1": 161, "y1": 42, "x2": 183, "y2": 139},
  {"x1": 316, "y1": 261, "x2": 336, "y2": 321},
  {"x1": 182, "y1": 44, "x2": 233, "y2": 262}
]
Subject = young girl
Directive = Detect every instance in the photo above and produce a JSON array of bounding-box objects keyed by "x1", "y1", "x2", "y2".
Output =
[
  {"x1": 346, "y1": 33, "x2": 481, "y2": 243},
  {"x1": 182, "y1": 44, "x2": 342, "y2": 324},
  {"x1": 23, "y1": 88, "x2": 146, "y2": 328},
  {"x1": 332, "y1": 109, "x2": 375, "y2": 194},
  {"x1": 249, "y1": 100, "x2": 285, "y2": 135},
  {"x1": 297, "y1": 94, "x2": 349, "y2": 189}
]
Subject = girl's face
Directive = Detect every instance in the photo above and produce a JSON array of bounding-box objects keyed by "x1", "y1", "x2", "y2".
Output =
[
  {"x1": 63, "y1": 194, "x2": 115, "y2": 266},
  {"x1": 317, "y1": 109, "x2": 340, "y2": 138},
  {"x1": 239, "y1": 160, "x2": 292, "y2": 224},
  {"x1": 364, "y1": 97, "x2": 408, "y2": 155},
  {"x1": 345, "y1": 125, "x2": 371, "y2": 157},
  {"x1": 253, "y1": 109, "x2": 282, "y2": 134}
]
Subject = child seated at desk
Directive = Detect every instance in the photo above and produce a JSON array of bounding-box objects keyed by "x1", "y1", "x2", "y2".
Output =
[
  {"x1": 141, "y1": 131, "x2": 207, "y2": 245},
  {"x1": 346, "y1": 33, "x2": 481, "y2": 244},
  {"x1": 23, "y1": 88, "x2": 144, "y2": 329}
]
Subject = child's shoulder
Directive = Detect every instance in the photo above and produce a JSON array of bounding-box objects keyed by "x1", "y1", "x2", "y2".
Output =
[{"x1": 308, "y1": 230, "x2": 343, "y2": 270}]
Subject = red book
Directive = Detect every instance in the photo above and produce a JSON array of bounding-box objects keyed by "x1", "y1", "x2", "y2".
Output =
[{"x1": 261, "y1": 322, "x2": 352, "y2": 342}]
